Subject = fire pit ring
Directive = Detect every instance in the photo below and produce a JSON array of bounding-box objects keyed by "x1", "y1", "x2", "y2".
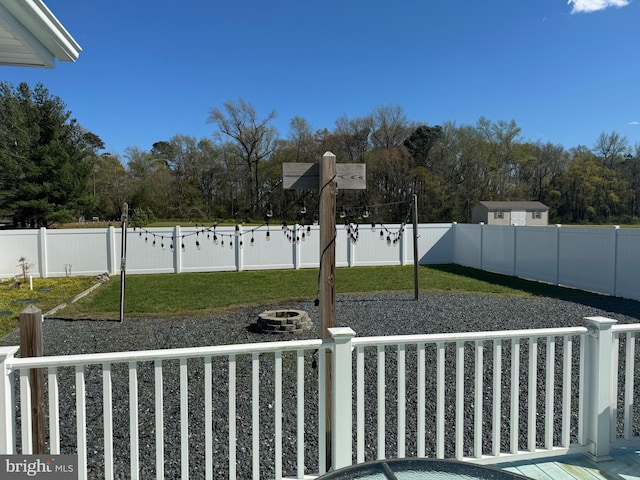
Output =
[{"x1": 255, "y1": 309, "x2": 312, "y2": 333}]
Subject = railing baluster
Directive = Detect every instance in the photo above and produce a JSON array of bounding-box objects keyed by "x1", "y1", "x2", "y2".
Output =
[
  {"x1": 510, "y1": 338, "x2": 520, "y2": 454},
  {"x1": 417, "y1": 343, "x2": 425, "y2": 457},
  {"x1": 455, "y1": 341, "x2": 464, "y2": 460},
  {"x1": 356, "y1": 345, "x2": 365, "y2": 464},
  {"x1": 76, "y1": 365, "x2": 87, "y2": 480},
  {"x1": 153, "y1": 360, "x2": 166, "y2": 474},
  {"x1": 296, "y1": 349, "x2": 304, "y2": 479},
  {"x1": 623, "y1": 332, "x2": 635, "y2": 440},
  {"x1": 474, "y1": 340, "x2": 483, "y2": 458},
  {"x1": 274, "y1": 351, "x2": 282, "y2": 480},
  {"x1": 252, "y1": 353, "x2": 260, "y2": 480},
  {"x1": 397, "y1": 343, "x2": 406, "y2": 458},
  {"x1": 561, "y1": 336, "x2": 572, "y2": 447},
  {"x1": 377, "y1": 345, "x2": 385, "y2": 459},
  {"x1": 544, "y1": 337, "x2": 556, "y2": 450},
  {"x1": 436, "y1": 342, "x2": 445, "y2": 458},
  {"x1": 48, "y1": 366, "x2": 60, "y2": 455},
  {"x1": 492, "y1": 339, "x2": 501, "y2": 457},
  {"x1": 527, "y1": 337, "x2": 537, "y2": 452},
  {"x1": 179, "y1": 358, "x2": 188, "y2": 479},
  {"x1": 228, "y1": 354, "x2": 236, "y2": 480},
  {"x1": 318, "y1": 348, "x2": 326, "y2": 474},
  {"x1": 578, "y1": 333, "x2": 586, "y2": 445},
  {"x1": 129, "y1": 361, "x2": 139, "y2": 480},
  {"x1": 203, "y1": 357, "x2": 211, "y2": 480},
  {"x1": 102, "y1": 363, "x2": 113, "y2": 480},
  {"x1": 545, "y1": 336, "x2": 555, "y2": 449},
  {"x1": 19, "y1": 369, "x2": 32, "y2": 454},
  {"x1": 611, "y1": 333, "x2": 620, "y2": 441}
]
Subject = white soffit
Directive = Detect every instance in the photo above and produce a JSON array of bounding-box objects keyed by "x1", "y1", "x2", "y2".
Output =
[{"x1": 0, "y1": 0, "x2": 81, "y2": 68}]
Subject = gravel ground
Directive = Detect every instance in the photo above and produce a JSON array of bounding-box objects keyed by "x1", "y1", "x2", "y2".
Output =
[{"x1": 3, "y1": 291, "x2": 640, "y2": 479}]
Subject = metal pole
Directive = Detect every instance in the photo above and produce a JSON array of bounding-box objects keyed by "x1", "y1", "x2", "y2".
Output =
[
  {"x1": 413, "y1": 194, "x2": 419, "y2": 300},
  {"x1": 119, "y1": 203, "x2": 128, "y2": 322}
]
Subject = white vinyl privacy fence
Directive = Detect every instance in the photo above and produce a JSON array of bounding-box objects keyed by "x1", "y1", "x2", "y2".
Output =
[{"x1": 1, "y1": 223, "x2": 639, "y2": 301}]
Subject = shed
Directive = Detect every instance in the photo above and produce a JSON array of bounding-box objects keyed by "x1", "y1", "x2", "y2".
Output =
[{"x1": 472, "y1": 201, "x2": 549, "y2": 226}]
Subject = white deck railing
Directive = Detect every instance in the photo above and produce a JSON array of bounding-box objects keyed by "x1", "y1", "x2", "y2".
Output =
[{"x1": 0, "y1": 317, "x2": 638, "y2": 479}]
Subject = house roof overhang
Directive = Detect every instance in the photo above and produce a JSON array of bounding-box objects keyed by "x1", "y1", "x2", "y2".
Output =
[{"x1": 0, "y1": 0, "x2": 81, "y2": 68}]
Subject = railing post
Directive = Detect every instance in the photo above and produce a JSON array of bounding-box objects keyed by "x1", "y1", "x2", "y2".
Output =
[
  {"x1": 329, "y1": 327, "x2": 355, "y2": 471},
  {"x1": 0, "y1": 346, "x2": 19, "y2": 454},
  {"x1": 583, "y1": 316, "x2": 617, "y2": 461}
]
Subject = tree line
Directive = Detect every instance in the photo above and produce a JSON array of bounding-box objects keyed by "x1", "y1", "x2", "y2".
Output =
[{"x1": 1, "y1": 82, "x2": 639, "y2": 228}]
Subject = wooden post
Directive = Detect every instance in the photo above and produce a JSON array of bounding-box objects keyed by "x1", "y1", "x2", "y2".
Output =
[
  {"x1": 319, "y1": 152, "x2": 337, "y2": 469},
  {"x1": 282, "y1": 151, "x2": 365, "y2": 470},
  {"x1": 19, "y1": 305, "x2": 45, "y2": 454},
  {"x1": 319, "y1": 152, "x2": 337, "y2": 338}
]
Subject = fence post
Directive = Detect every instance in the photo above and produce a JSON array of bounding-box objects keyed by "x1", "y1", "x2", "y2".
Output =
[
  {"x1": 174, "y1": 225, "x2": 182, "y2": 273},
  {"x1": 107, "y1": 226, "x2": 117, "y2": 275},
  {"x1": 19, "y1": 305, "x2": 45, "y2": 454},
  {"x1": 235, "y1": 224, "x2": 243, "y2": 272},
  {"x1": 555, "y1": 225, "x2": 562, "y2": 286},
  {"x1": 0, "y1": 346, "x2": 19, "y2": 454},
  {"x1": 37, "y1": 227, "x2": 48, "y2": 278},
  {"x1": 612, "y1": 226, "x2": 619, "y2": 296},
  {"x1": 293, "y1": 224, "x2": 301, "y2": 270},
  {"x1": 479, "y1": 222, "x2": 484, "y2": 271},
  {"x1": 329, "y1": 327, "x2": 355, "y2": 471},
  {"x1": 583, "y1": 315, "x2": 617, "y2": 461}
]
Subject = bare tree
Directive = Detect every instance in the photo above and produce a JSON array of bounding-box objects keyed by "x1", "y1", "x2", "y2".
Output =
[
  {"x1": 207, "y1": 98, "x2": 276, "y2": 212},
  {"x1": 370, "y1": 104, "x2": 415, "y2": 149},
  {"x1": 334, "y1": 114, "x2": 373, "y2": 163},
  {"x1": 593, "y1": 131, "x2": 628, "y2": 169}
]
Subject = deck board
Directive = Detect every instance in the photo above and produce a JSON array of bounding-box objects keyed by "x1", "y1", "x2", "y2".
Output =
[{"x1": 499, "y1": 448, "x2": 640, "y2": 480}]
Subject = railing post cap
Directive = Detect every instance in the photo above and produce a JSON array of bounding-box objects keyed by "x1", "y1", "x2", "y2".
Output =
[
  {"x1": 584, "y1": 316, "x2": 618, "y2": 328},
  {"x1": 328, "y1": 327, "x2": 356, "y2": 339},
  {"x1": 0, "y1": 346, "x2": 20, "y2": 359}
]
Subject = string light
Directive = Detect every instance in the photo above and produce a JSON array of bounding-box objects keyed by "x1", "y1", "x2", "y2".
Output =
[{"x1": 129, "y1": 198, "x2": 411, "y2": 254}]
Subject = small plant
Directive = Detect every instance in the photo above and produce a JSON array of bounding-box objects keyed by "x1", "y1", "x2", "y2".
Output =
[{"x1": 16, "y1": 256, "x2": 32, "y2": 281}]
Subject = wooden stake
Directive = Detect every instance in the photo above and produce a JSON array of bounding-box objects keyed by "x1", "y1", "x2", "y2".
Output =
[{"x1": 19, "y1": 305, "x2": 44, "y2": 454}]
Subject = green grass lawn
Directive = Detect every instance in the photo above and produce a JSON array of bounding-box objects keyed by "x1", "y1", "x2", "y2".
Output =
[
  {"x1": 60, "y1": 265, "x2": 590, "y2": 320},
  {"x1": 0, "y1": 264, "x2": 607, "y2": 335}
]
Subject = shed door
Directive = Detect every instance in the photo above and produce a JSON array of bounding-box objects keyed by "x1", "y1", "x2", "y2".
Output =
[{"x1": 511, "y1": 210, "x2": 526, "y2": 226}]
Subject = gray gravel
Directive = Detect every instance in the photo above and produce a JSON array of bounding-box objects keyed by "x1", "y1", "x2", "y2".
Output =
[{"x1": 3, "y1": 291, "x2": 640, "y2": 479}]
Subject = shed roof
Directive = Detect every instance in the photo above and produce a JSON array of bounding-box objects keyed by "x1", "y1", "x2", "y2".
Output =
[
  {"x1": 0, "y1": 0, "x2": 81, "y2": 68},
  {"x1": 478, "y1": 201, "x2": 549, "y2": 211}
]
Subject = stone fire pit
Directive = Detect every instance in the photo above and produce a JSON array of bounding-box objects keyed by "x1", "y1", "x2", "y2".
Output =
[{"x1": 255, "y1": 309, "x2": 312, "y2": 333}]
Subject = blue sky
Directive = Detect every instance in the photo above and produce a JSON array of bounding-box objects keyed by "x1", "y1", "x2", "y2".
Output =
[{"x1": 3, "y1": 0, "x2": 639, "y2": 159}]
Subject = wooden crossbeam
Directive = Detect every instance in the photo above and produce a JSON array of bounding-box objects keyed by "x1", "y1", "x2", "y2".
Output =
[{"x1": 283, "y1": 162, "x2": 366, "y2": 190}]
